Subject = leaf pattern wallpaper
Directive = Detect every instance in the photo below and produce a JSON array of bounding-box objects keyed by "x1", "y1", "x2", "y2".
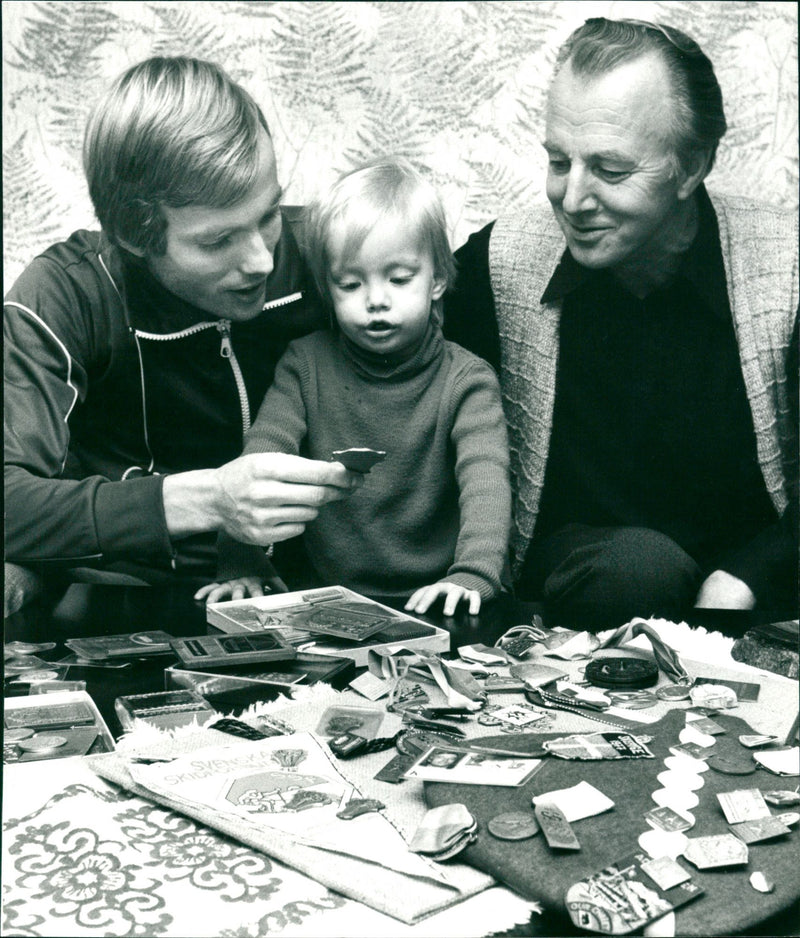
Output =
[{"x1": 3, "y1": 0, "x2": 797, "y2": 287}]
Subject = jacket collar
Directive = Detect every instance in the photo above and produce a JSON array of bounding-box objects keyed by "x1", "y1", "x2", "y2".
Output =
[{"x1": 105, "y1": 209, "x2": 309, "y2": 335}]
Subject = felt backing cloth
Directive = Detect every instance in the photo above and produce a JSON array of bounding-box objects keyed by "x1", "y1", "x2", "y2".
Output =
[{"x1": 425, "y1": 709, "x2": 800, "y2": 936}]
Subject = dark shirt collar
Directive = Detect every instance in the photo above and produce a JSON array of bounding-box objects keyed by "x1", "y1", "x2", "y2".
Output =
[{"x1": 541, "y1": 185, "x2": 730, "y2": 319}]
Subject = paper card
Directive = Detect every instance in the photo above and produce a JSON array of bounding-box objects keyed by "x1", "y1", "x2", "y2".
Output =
[
  {"x1": 683, "y1": 834, "x2": 748, "y2": 869},
  {"x1": 403, "y1": 745, "x2": 542, "y2": 787},
  {"x1": 348, "y1": 671, "x2": 392, "y2": 700},
  {"x1": 532, "y1": 781, "x2": 614, "y2": 822},
  {"x1": 717, "y1": 789, "x2": 770, "y2": 824},
  {"x1": 566, "y1": 852, "x2": 703, "y2": 934}
]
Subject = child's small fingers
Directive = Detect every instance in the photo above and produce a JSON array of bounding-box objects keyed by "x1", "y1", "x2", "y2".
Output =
[
  {"x1": 442, "y1": 587, "x2": 463, "y2": 617},
  {"x1": 467, "y1": 591, "x2": 481, "y2": 615}
]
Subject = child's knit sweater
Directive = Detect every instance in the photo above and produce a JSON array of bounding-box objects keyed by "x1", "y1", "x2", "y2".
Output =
[{"x1": 218, "y1": 321, "x2": 511, "y2": 600}]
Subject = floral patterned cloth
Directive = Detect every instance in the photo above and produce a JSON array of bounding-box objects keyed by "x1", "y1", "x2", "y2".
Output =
[{"x1": 2, "y1": 760, "x2": 536, "y2": 937}]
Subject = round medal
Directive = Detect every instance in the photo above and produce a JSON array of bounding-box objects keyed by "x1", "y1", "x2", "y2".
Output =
[
  {"x1": 17, "y1": 734, "x2": 68, "y2": 752},
  {"x1": 13, "y1": 670, "x2": 60, "y2": 684},
  {"x1": 3, "y1": 727, "x2": 35, "y2": 741},
  {"x1": 4, "y1": 656, "x2": 48, "y2": 674},
  {"x1": 656, "y1": 684, "x2": 692, "y2": 701},
  {"x1": 488, "y1": 811, "x2": 539, "y2": 840}
]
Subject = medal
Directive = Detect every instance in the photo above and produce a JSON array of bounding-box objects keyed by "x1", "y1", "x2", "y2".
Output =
[
  {"x1": 656, "y1": 684, "x2": 692, "y2": 701},
  {"x1": 17, "y1": 734, "x2": 68, "y2": 752},
  {"x1": 488, "y1": 811, "x2": 540, "y2": 840}
]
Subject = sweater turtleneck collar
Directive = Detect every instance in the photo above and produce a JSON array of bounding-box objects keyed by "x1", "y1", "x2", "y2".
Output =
[{"x1": 339, "y1": 315, "x2": 444, "y2": 382}]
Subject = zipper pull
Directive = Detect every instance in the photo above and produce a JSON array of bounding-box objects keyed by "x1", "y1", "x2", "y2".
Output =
[{"x1": 217, "y1": 320, "x2": 232, "y2": 358}]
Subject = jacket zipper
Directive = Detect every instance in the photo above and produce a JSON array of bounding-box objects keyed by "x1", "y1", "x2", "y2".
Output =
[{"x1": 217, "y1": 320, "x2": 251, "y2": 436}]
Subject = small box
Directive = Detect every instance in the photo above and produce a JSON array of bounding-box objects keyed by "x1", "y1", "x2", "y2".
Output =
[
  {"x1": 165, "y1": 652, "x2": 356, "y2": 714},
  {"x1": 3, "y1": 690, "x2": 116, "y2": 764},
  {"x1": 115, "y1": 690, "x2": 216, "y2": 732}
]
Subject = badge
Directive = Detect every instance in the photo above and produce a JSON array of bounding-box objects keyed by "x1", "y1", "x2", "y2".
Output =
[
  {"x1": 566, "y1": 853, "x2": 702, "y2": 934},
  {"x1": 686, "y1": 716, "x2": 725, "y2": 735},
  {"x1": 669, "y1": 742, "x2": 709, "y2": 761},
  {"x1": 543, "y1": 732, "x2": 654, "y2": 760},
  {"x1": 336, "y1": 797, "x2": 385, "y2": 820},
  {"x1": 775, "y1": 811, "x2": 800, "y2": 826},
  {"x1": 535, "y1": 801, "x2": 580, "y2": 850},
  {"x1": 750, "y1": 872, "x2": 775, "y2": 894},
  {"x1": 490, "y1": 704, "x2": 548, "y2": 727},
  {"x1": 738, "y1": 734, "x2": 778, "y2": 748},
  {"x1": 605, "y1": 691, "x2": 658, "y2": 710},
  {"x1": 330, "y1": 447, "x2": 386, "y2": 473},
  {"x1": 640, "y1": 856, "x2": 692, "y2": 890},
  {"x1": 644, "y1": 806, "x2": 695, "y2": 833},
  {"x1": 729, "y1": 816, "x2": 791, "y2": 844},
  {"x1": 488, "y1": 811, "x2": 540, "y2": 840},
  {"x1": 683, "y1": 833, "x2": 748, "y2": 869},
  {"x1": 763, "y1": 789, "x2": 800, "y2": 806}
]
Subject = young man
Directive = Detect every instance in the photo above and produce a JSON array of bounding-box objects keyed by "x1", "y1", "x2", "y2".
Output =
[
  {"x1": 444, "y1": 19, "x2": 798, "y2": 628},
  {"x1": 4, "y1": 56, "x2": 360, "y2": 611}
]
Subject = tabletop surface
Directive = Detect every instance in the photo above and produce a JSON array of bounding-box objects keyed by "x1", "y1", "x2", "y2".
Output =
[{"x1": 4, "y1": 584, "x2": 796, "y2": 937}]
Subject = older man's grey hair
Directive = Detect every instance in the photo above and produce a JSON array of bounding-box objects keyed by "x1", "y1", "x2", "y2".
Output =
[{"x1": 554, "y1": 17, "x2": 727, "y2": 177}]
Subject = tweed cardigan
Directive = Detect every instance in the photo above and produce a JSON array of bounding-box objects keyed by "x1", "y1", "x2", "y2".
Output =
[{"x1": 489, "y1": 190, "x2": 799, "y2": 577}]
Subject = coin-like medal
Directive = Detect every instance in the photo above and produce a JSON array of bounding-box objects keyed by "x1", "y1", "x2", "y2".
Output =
[
  {"x1": 17, "y1": 734, "x2": 67, "y2": 752},
  {"x1": 488, "y1": 811, "x2": 539, "y2": 840}
]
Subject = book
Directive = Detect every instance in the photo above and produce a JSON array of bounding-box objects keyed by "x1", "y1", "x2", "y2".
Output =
[{"x1": 206, "y1": 586, "x2": 450, "y2": 667}]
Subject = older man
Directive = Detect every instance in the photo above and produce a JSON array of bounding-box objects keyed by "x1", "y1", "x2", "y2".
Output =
[
  {"x1": 4, "y1": 57, "x2": 361, "y2": 612},
  {"x1": 444, "y1": 18, "x2": 797, "y2": 628}
]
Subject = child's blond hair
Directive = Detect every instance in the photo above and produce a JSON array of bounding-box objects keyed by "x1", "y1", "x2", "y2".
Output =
[{"x1": 304, "y1": 158, "x2": 456, "y2": 316}]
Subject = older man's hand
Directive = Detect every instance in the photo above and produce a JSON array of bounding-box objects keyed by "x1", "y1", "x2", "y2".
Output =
[{"x1": 694, "y1": 569, "x2": 756, "y2": 610}]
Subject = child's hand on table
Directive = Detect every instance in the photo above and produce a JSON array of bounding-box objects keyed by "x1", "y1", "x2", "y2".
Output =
[
  {"x1": 405, "y1": 582, "x2": 481, "y2": 617},
  {"x1": 194, "y1": 574, "x2": 287, "y2": 604}
]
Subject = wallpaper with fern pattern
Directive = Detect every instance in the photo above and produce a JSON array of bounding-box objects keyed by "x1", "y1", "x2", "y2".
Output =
[{"x1": 3, "y1": 0, "x2": 797, "y2": 287}]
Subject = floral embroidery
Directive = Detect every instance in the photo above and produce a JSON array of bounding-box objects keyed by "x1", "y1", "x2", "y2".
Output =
[
  {"x1": 118, "y1": 804, "x2": 281, "y2": 902},
  {"x1": 6, "y1": 820, "x2": 169, "y2": 936},
  {"x1": 220, "y1": 894, "x2": 349, "y2": 936}
]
